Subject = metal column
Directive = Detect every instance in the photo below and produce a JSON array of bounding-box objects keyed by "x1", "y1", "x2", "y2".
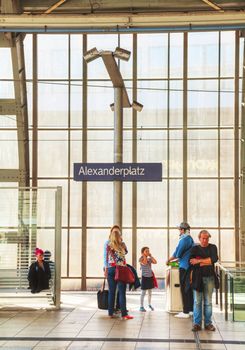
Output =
[
  {"x1": 0, "y1": 0, "x2": 29, "y2": 186},
  {"x1": 234, "y1": 31, "x2": 240, "y2": 262},
  {"x1": 54, "y1": 186, "x2": 62, "y2": 309},
  {"x1": 114, "y1": 87, "x2": 123, "y2": 227},
  {"x1": 183, "y1": 32, "x2": 188, "y2": 221},
  {"x1": 240, "y1": 32, "x2": 245, "y2": 262},
  {"x1": 0, "y1": 1, "x2": 30, "y2": 274}
]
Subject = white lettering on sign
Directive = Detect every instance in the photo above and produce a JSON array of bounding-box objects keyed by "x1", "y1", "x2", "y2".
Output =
[{"x1": 78, "y1": 165, "x2": 145, "y2": 177}]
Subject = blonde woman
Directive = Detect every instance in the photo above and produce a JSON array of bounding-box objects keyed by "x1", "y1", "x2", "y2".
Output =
[{"x1": 103, "y1": 225, "x2": 133, "y2": 320}]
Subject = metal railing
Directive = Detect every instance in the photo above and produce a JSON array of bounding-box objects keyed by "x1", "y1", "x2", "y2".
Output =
[
  {"x1": 0, "y1": 186, "x2": 62, "y2": 309},
  {"x1": 215, "y1": 262, "x2": 245, "y2": 322}
]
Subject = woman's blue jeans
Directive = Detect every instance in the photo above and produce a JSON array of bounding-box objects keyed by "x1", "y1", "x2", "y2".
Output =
[
  {"x1": 107, "y1": 266, "x2": 127, "y2": 317},
  {"x1": 193, "y1": 276, "x2": 215, "y2": 326}
]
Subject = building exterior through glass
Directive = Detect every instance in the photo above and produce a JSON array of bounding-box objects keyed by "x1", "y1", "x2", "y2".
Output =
[{"x1": 0, "y1": 31, "x2": 243, "y2": 290}]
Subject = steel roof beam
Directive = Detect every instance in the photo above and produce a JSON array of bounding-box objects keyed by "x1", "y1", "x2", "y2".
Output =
[
  {"x1": 0, "y1": 12, "x2": 244, "y2": 31},
  {"x1": 201, "y1": 0, "x2": 224, "y2": 12},
  {"x1": 44, "y1": 0, "x2": 67, "y2": 14}
]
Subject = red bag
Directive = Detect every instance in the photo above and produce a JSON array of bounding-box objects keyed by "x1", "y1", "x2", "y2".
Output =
[
  {"x1": 152, "y1": 271, "x2": 158, "y2": 288},
  {"x1": 115, "y1": 265, "x2": 135, "y2": 284}
]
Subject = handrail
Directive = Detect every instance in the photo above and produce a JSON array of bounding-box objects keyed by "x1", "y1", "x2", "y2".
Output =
[
  {"x1": 215, "y1": 262, "x2": 245, "y2": 322},
  {"x1": 216, "y1": 262, "x2": 238, "y2": 278}
]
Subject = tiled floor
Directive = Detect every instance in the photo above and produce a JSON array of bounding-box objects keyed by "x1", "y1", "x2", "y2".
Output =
[{"x1": 0, "y1": 292, "x2": 245, "y2": 349}]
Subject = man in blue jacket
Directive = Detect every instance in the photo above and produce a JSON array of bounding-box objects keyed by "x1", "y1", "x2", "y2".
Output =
[{"x1": 166, "y1": 222, "x2": 194, "y2": 318}]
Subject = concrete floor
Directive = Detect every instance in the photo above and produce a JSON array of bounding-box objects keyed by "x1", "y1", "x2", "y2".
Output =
[{"x1": 0, "y1": 291, "x2": 244, "y2": 350}]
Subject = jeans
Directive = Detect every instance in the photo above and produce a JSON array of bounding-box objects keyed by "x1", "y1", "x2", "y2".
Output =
[
  {"x1": 179, "y1": 268, "x2": 193, "y2": 313},
  {"x1": 193, "y1": 276, "x2": 214, "y2": 326},
  {"x1": 107, "y1": 266, "x2": 127, "y2": 317}
]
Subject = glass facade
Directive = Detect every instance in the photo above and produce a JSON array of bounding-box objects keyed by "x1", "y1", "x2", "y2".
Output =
[{"x1": 0, "y1": 31, "x2": 243, "y2": 290}]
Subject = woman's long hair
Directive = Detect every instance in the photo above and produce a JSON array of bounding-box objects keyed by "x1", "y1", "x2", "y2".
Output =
[{"x1": 109, "y1": 226, "x2": 125, "y2": 254}]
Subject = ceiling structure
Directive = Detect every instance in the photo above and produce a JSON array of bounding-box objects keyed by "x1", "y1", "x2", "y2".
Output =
[
  {"x1": 0, "y1": 0, "x2": 244, "y2": 32},
  {"x1": 8, "y1": 0, "x2": 245, "y2": 14}
]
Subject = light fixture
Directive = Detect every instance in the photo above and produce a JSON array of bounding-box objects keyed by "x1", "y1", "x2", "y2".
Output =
[
  {"x1": 83, "y1": 47, "x2": 100, "y2": 63},
  {"x1": 132, "y1": 101, "x2": 143, "y2": 112},
  {"x1": 114, "y1": 47, "x2": 131, "y2": 61}
]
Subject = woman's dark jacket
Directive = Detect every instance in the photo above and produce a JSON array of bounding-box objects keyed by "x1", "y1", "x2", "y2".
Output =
[
  {"x1": 28, "y1": 261, "x2": 51, "y2": 293},
  {"x1": 127, "y1": 264, "x2": 141, "y2": 290}
]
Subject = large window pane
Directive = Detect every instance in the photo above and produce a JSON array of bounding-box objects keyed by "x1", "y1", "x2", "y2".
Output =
[
  {"x1": 221, "y1": 32, "x2": 235, "y2": 78},
  {"x1": 188, "y1": 180, "x2": 218, "y2": 227},
  {"x1": 123, "y1": 130, "x2": 133, "y2": 163},
  {"x1": 70, "y1": 181, "x2": 82, "y2": 226},
  {"x1": 220, "y1": 180, "x2": 234, "y2": 227},
  {"x1": 24, "y1": 35, "x2": 33, "y2": 80},
  {"x1": 0, "y1": 188, "x2": 18, "y2": 227},
  {"x1": 220, "y1": 230, "x2": 235, "y2": 263},
  {"x1": 220, "y1": 129, "x2": 234, "y2": 177},
  {"x1": 169, "y1": 130, "x2": 183, "y2": 177},
  {"x1": 170, "y1": 33, "x2": 183, "y2": 78},
  {"x1": 38, "y1": 35, "x2": 68, "y2": 79},
  {"x1": 0, "y1": 48, "x2": 13, "y2": 79},
  {"x1": 70, "y1": 84, "x2": 83, "y2": 128},
  {"x1": 137, "y1": 130, "x2": 167, "y2": 177},
  {"x1": 87, "y1": 183, "x2": 113, "y2": 226},
  {"x1": 188, "y1": 32, "x2": 219, "y2": 78},
  {"x1": 87, "y1": 229, "x2": 109, "y2": 277},
  {"x1": 220, "y1": 79, "x2": 234, "y2": 127},
  {"x1": 0, "y1": 82, "x2": 14, "y2": 98},
  {"x1": 38, "y1": 131, "x2": 68, "y2": 177},
  {"x1": 70, "y1": 130, "x2": 83, "y2": 170},
  {"x1": 138, "y1": 34, "x2": 168, "y2": 79},
  {"x1": 71, "y1": 35, "x2": 83, "y2": 79},
  {"x1": 137, "y1": 182, "x2": 167, "y2": 227},
  {"x1": 61, "y1": 229, "x2": 68, "y2": 277},
  {"x1": 38, "y1": 82, "x2": 68, "y2": 128},
  {"x1": 87, "y1": 130, "x2": 113, "y2": 162},
  {"x1": 123, "y1": 183, "x2": 132, "y2": 228},
  {"x1": 0, "y1": 130, "x2": 18, "y2": 168},
  {"x1": 69, "y1": 230, "x2": 82, "y2": 277},
  {"x1": 169, "y1": 80, "x2": 183, "y2": 128},
  {"x1": 138, "y1": 81, "x2": 168, "y2": 128},
  {"x1": 87, "y1": 82, "x2": 114, "y2": 128},
  {"x1": 188, "y1": 130, "x2": 218, "y2": 177},
  {"x1": 38, "y1": 180, "x2": 68, "y2": 227},
  {"x1": 188, "y1": 80, "x2": 218, "y2": 127},
  {"x1": 169, "y1": 180, "x2": 183, "y2": 227}
]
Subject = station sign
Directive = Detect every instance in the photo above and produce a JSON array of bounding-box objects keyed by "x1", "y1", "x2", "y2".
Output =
[{"x1": 74, "y1": 163, "x2": 162, "y2": 182}]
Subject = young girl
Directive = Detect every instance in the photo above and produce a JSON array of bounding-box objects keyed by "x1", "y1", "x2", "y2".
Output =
[{"x1": 139, "y1": 246, "x2": 157, "y2": 311}]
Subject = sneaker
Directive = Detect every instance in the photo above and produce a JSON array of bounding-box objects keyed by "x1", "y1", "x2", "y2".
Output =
[
  {"x1": 205, "y1": 324, "x2": 216, "y2": 331},
  {"x1": 192, "y1": 324, "x2": 202, "y2": 332},
  {"x1": 189, "y1": 311, "x2": 193, "y2": 316},
  {"x1": 139, "y1": 306, "x2": 146, "y2": 312},
  {"x1": 174, "y1": 312, "x2": 190, "y2": 318},
  {"x1": 122, "y1": 315, "x2": 134, "y2": 320},
  {"x1": 148, "y1": 305, "x2": 154, "y2": 311}
]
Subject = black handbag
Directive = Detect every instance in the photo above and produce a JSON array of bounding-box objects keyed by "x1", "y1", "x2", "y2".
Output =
[{"x1": 97, "y1": 279, "x2": 108, "y2": 310}]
